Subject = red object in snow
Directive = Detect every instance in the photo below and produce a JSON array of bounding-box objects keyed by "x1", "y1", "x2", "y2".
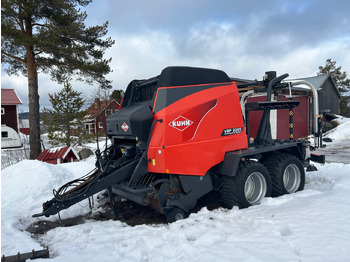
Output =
[
  {"x1": 37, "y1": 146, "x2": 80, "y2": 164},
  {"x1": 1, "y1": 89, "x2": 22, "y2": 133},
  {"x1": 148, "y1": 82, "x2": 248, "y2": 176}
]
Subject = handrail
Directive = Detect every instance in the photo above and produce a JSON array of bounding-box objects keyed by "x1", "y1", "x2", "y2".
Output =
[
  {"x1": 289, "y1": 80, "x2": 319, "y2": 134},
  {"x1": 240, "y1": 89, "x2": 255, "y2": 121}
]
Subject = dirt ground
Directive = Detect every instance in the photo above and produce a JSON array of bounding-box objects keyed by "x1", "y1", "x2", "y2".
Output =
[
  {"x1": 27, "y1": 193, "x2": 220, "y2": 236},
  {"x1": 27, "y1": 200, "x2": 166, "y2": 235}
]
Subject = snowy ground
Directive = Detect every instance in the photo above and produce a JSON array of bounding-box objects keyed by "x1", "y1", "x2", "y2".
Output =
[
  {"x1": 1, "y1": 118, "x2": 350, "y2": 261},
  {"x1": 315, "y1": 116, "x2": 350, "y2": 164}
]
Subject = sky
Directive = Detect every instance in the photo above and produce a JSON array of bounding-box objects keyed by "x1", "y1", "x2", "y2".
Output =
[{"x1": 1, "y1": 0, "x2": 350, "y2": 112}]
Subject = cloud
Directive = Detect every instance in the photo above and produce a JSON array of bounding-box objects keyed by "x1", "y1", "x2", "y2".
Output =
[
  {"x1": 1, "y1": 71, "x2": 97, "y2": 112},
  {"x1": 106, "y1": 29, "x2": 350, "y2": 84},
  {"x1": 2, "y1": 0, "x2": 350, "y2": 112}
]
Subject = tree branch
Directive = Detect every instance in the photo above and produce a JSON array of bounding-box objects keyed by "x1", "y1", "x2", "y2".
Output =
[
  {"x1": 32, "y1": 23, "x2": 47, "y2": 27},
  {"x1": 34, "y1": 49, "x2": 45, "y2": 56},
  {"x1": 36, "y1": 58, "x2": 56, "y2": 66},
  {"x1": 17, "y1": 4, "x2": 25, "y2": 34},
  {"x1": 1, "y1": 50, "x2": 26, "y2": 64}
]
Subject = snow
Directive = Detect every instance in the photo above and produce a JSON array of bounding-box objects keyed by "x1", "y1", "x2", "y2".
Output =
[
  {"x1": 49, "y1": 147, "x2": 64, "y2": 153},
  {"x1": 324, "y1": 115, "x2": 350, "y2": 140},
  {"x1": 2, "y1": 118, "x2": 350, "y2": 261},
  {"x1": 1, "y1": 160, "x2": 96, "y2": 255},
  {"x1": 314, "y1": 116, "x2": 350, "y2": 164}
]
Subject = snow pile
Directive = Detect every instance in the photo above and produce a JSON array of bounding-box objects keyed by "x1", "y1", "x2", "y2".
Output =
[
  {"x1": 2, "y1": 162, "x2": 350, "y2": 261},
  {"x1": 316, "y1": 116, "x2": 350, "y2": 163},
  {"x1": 1, "y1": 159, "x2": 95, "y2": 254},
  {"x1": 324, "y1": 120, "x2": 350, "y2": 140},
  {"x1": 331, "y1": 115, "x2": 350, "y2": 125},
  {"x1": 1, "y1": 118, "x2": 350, "y2": 261},
  {"x1": 39, "y1": 162, "x2": 350, "y2": 262}
]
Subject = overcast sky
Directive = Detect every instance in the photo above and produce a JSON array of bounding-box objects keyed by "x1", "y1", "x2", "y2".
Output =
[{"x1": 2, "y1": 0, "x2": 350, "y2": 112}]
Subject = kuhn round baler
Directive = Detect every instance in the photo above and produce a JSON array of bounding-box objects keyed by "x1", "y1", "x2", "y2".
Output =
[{"x1": 33, "y1": 66, "x2": 325, "y2": 223}]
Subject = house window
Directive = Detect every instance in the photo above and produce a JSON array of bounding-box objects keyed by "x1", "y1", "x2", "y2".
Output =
[
  {"x1": 105, "y1": 109, "x2": 113, "y2": 117},
  {"x1": 99, "y1": 122, "x2": 103, "y2": 129},
  {"x1": 1, "y1": 108, "x2": 4, "y2": 115},
  {"x1": 2, "y1": 131, "x2": 8, "y2": 138},
  {"x1": 85, "y1": 123, "x2": 95, "y2": 134}
]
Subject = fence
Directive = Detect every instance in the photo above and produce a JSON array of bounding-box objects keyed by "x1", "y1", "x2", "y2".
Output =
[{"x1": 1, "y1": 145, "x2": 31, "y2": 170}]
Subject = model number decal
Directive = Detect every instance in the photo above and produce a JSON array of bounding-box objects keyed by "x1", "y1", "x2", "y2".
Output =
[{"x1": 221, "y1": 127, "x2": 242, "y2": 136}]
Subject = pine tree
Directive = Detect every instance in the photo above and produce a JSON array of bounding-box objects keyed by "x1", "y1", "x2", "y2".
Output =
[
  {"x1": 42, "y1": 81, "x2": 91, "y2": 147},
  {"x1": 1, "y1": 0, "x2": 114, "y2": 158},
  {"x1": 318, "y1": 59, "x2": 350, "y2": 116},
  {"x1": 110, "y1": 89, "x2": 124, "y2": 104}
]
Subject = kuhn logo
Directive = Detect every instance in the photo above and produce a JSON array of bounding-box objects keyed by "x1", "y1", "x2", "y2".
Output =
[
  {"x1": 169, "y1": 116, "x2": 193, "y2": 131},
  {"x1": 121, "y1": 122, "x2": 129, "y2": 132}
]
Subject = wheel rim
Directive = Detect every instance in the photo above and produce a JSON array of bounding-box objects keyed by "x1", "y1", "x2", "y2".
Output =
[
  {"x1": 174, "y1": 213, "x2": 184, "y2": 221},
  {"x1": 244, "y1": 172, "x2": 267, "y2": 205},
  {"x1": 283, "y1": 164, "x2": 301, "y2": 193}
]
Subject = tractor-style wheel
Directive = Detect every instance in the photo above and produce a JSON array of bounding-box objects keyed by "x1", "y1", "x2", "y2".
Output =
[
  {"x1": 263, "y1": 153, "x2": 305, "y2": 197},
  {"x1": 219, "y1": 160, "x2": 271, "y2": 209},
  {"x1": 166, "y1": 207, "x2": 187, "y2": 223}
]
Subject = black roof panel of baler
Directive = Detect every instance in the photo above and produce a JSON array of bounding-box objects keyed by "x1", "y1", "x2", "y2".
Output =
[
  {"x1": 121, "y1": 66, "x2": 231, "y2": 108},
  {"x1": 158, "y1": 66, "x2": 231, "y2": 87},
  {"x1": 153, "y1": 67, "x2": 232, "y2": 113}
]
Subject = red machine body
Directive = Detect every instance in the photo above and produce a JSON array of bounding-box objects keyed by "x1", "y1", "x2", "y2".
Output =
[
  {"x1": 34, "y1": 66, "x2": 325, "y2": 223},
  {"x1": 148, "y1": 82, "x2": 247, "y2": 176}
]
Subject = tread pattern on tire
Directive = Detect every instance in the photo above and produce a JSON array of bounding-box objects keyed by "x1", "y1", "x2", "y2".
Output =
[
  {"x1": 219, "y1": 176, "x2": 235, "y2": 209},
  {"x1": 219, "y1": 160, "x2": 271, "y2": 209},
  {"x1": 263, "y1": 153, "x2": 305, "y2": 197}
]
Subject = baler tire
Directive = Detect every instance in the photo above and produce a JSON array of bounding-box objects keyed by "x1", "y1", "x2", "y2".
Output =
[
  {"x1": 263, "y1": 154, "x2": 305, "y2": 197},
  {"x1": 219, "y1": 161, "x2": 271, "y2": 209},
  {"x1": 166, "y1": 208, "x2": 186, "y2": 223},
  {"x1": 219, "y1": 176, "x2": 235, "y2": 209}
]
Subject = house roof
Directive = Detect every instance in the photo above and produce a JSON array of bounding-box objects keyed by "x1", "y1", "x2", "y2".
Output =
[
  {"x1": 37, "y1": 146, "x2": 79, "y2": 161},
  {"x1": 231, "y1": 74, "x2": 340, "y2": 96},
  {"x1": 289, "y1": 74, "x2": 341, "y2": 98},
  {"x1": 1, "y1": 89, "x2": 22, "y2": 105},
  {"x1": 86, "y1": 98, "x2": 119, "y2": 119}
]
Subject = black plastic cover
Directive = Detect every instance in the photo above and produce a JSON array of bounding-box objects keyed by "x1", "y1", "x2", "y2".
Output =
[
  {"x1": 121, "y1": 66, "x2": 231, "y2": 109},
  {"x1": 129, "y1": 103, "x2": 153, "y2": 142},
  {"x1": 106, "y1": 100, "x2": 153, "y2": 140},
  {"x1": 157, "y1": 66, "x2": 231, "y2": 87}
]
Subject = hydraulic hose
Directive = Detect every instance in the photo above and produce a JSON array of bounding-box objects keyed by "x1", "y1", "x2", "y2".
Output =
[{"x1": 266, "y1": 73, "x2": 289, "y2": 101}]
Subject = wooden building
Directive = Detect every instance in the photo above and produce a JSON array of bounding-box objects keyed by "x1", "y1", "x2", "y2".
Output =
[
  {"x1": 1, "y1": 89, "x2": 22, "y2": 132},
  {"x1": 37, "y1": 146, "x2": 79, "y2": 164},
  {"x1": 84, "y1": 98, "x2": 119, "y2": 134},
  {"x1": 291, "y1": 74, "x2": 340, "y2": 114}
]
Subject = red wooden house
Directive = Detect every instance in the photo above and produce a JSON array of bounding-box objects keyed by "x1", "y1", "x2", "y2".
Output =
[
  {"x1": 85, "y1": 98, "x2": 119, "y2": 134},
  {"x1": 1, "y1": 89, "x2": 22, "y2": 132},
  {"x1": 37, "y1": 146, "x2": 79, "y2": 164}
]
